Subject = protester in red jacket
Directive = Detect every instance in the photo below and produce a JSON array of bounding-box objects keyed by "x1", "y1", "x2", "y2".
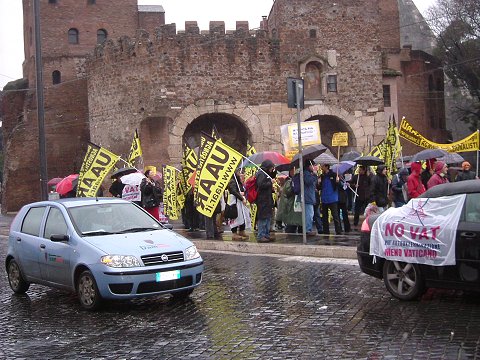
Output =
[
  {"x1": 427, "y1": 161, "x2": 449, "y2": 189},
  {"x1": 407, "y1": 162, "x2": 426, "y2": 199}
]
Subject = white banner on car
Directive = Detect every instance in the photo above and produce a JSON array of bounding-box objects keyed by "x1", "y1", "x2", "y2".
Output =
[{"x1": 370, "y1": 194, "x2": 466, "y2": 266}]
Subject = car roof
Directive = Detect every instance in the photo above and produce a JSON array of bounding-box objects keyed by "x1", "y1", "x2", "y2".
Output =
[
  {"x1": 25, "y1": 197, "x2": 129, "y2": 209},
  {"x1": 419, "y1": 179, "x2": 480, "y2": 198}
]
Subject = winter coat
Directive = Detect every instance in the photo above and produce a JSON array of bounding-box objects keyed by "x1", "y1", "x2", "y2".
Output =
[
  {"x1": 303, "y1": 169, "x2": 317, "y2": 205},
  {"x1": 319, "y1": 170, "x2": 339, "y2": 204},
  {"x1": 255, "y1": 166, "x2": 274, "y2": 220},
  {"x1": 277, "y1": 178, "x2": 302, "y2": 226},
  {"x1": 350, "y1": 173, "x2": 371, "y2": 201},
  {"x1": 140, "y1": 178, "x2": 162, "y2": 208},
  {"x1": 369, "y1": 166, "x2": 389, "y2": 207},
  {"x1": 391, "y1": 171, "x2": 408, "y2": 204},
  {"x1": 228, "y1": 174, "x2": 244, "y2": 201},
  {"x1": 407, "y1": 162, "x2": 425, "y2": 199},
  {"x1": 456, "y1": 170, "x2": 476, "y2": 182},
  {"x1": 427, "y1": 173, "x2": 448, "y2": 189}
]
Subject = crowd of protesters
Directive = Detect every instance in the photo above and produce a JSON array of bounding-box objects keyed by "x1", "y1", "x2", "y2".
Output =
[{"x1": 63, "y1": 157, "x2": 476, "y2": 242}]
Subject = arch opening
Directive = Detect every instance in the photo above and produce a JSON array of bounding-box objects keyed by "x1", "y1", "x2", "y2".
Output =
[{"x1": 183, "y1": 113, "x2": 249, "y2": 154}]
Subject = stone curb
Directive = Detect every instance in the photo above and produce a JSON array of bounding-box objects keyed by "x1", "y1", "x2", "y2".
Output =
[{"x1": 192, "y1": 240, "x2": 357, "y2": 259}]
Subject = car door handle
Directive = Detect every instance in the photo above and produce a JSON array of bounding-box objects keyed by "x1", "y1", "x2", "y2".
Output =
[
  {"x1": 40, "y1": 244, "x2": 46, "y2": 249},
  {"x1": 16, "y1": 237, "x2": 21, "y2": 242},
  {"x1": 460, "y1": 232, "x2": 476, "y2": 239}
]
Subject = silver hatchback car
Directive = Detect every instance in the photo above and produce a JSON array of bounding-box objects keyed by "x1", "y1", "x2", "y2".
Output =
[{"x1": 5, "y1": 198, "x2": 204, "y2": 310}]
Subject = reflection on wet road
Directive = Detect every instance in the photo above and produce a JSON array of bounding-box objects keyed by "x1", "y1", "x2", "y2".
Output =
[{"x1": 1, "y1": 247, "x2": 479, "y2": 359}]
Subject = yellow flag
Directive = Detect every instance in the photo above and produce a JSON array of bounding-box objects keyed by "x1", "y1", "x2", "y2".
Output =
[
  {"x1": 194, "y1": 132, "x2": 243, "y2": 217},
  {"x1": 162, "y1": 165, "x2": 178, "y2": 220},
  {"x1": 182, "y1": 143, "x2": 198, "y2": 193},
  {"x1": 246, "y1": 142, "x2": 256, "y2": 157},
  {"x1": 127, "y1": 129, "x2": 142, "y2": 165},
  {"x1": 399, "y1": 117, "x2": 479, "y2": 152},
  {"x1": 77, "y1": 144, "x2": 120, "y2": 197}
]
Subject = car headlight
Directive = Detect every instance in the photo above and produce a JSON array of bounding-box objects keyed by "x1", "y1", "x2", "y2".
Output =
[
  {"x1": 185, "y1": 245, "x2": 200, "y2": 261},
  {"x1": 101, "y1": 255, "x2": 141, "y2": 268}
]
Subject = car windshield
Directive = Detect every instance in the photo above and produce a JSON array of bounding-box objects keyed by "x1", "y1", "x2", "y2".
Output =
[{"x1": 69, "y1": 203, "x2": 162, "y2": 236}]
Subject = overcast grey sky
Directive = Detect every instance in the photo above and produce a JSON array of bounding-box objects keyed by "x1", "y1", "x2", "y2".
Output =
[{"x1": 0, "y1": 0, "x2": 435, "y2": 90}]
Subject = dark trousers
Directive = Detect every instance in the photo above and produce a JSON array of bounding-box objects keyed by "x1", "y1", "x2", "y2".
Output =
[
  {"x1": 321, "y1": 202, "x2": 342, "y2": 235},
  {"x1": 205, "y1": 215, "x2": 219, "y2": 238},
  {"x1": 313, "y1": 204, "x2": 323, "y2": 233},
  {"x1": 232, "y1": 224, "x2": 245, "y2": 233},
  {"x1": 285, "y1": 225, "x2": 302, "y2": 233},
  {"x1": 338, "y1": 202, "x2": 351, "y2": 232},
  {"x1": 353, "y1": 198, "x2": 368, "y2": 226}
]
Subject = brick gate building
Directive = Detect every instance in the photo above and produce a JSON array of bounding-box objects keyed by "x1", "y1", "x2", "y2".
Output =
[{"x1": 0, "y1": 0, "x2": 448, "y2": 212}]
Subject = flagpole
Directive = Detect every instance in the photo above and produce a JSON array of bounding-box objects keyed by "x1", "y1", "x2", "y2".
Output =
[
  {"x1": 241, "y1": 155, "x2": 273, "y2": 179},
  {"x1": 477, "y1": 130, "x2": 479, "y2": 178}
]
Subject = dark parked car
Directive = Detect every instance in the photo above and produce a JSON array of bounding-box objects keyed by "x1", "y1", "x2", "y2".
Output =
[{"x1": 357, "y1": 180, "x2": 480, "y2": 300}]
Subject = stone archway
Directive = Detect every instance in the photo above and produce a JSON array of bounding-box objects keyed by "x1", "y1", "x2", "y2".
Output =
[
  {"x1": 183, "y1": 113, "x2": 249, "y2": 153},
  {"x1": 169, "y1": 101, "x2": 265, "y2": 165}
]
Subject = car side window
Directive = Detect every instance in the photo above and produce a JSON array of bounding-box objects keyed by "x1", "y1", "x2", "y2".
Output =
[
  {"x1": 21, "y1": 207, "x2": 46, "y2": 236},
  {"x1": 465, "y1": 193, "x2": 480, "y2": 223},
  {"x1": 44, "y1": 207, "x2": 68, "y2": 240}
]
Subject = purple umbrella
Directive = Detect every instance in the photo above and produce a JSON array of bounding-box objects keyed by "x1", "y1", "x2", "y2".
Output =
[{"x1": 331, "y1": 161, "x2": 355, "y2": 175}]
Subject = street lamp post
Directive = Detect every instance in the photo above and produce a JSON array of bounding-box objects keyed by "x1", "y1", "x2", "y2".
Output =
[{"x1": 34, "y1": 0, "x2": 48, "y2": 200}]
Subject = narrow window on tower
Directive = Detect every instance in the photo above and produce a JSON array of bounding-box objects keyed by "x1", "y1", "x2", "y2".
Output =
[
  {"x1": 48, "y1": 0, "x2": 57, "y2": 4},
  {"x1": 327, "y1": 75, "x2": 337, "y2": 93},
  {"x1": 309, "y1": 29, "x2": 317, "y2": 38},
  {"x1": 68, "y1": 28, "x2": 79, "y2": 44},
  {"x1": 87, "y1": 0, "x2": 96, "y2": 4},
  {"x1": 52, "y1": 70, "x2": 61, "y2": 85},
  {"x1": 97, "y1": 29, "x2": 107, "y2": 44},
  {"x1": 383, "y1": 85, "x2": 391, "y2": 107}
]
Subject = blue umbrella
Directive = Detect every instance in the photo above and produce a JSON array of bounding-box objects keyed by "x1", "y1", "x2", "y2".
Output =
[{"x1": 331, "y1": 161, "x2": 355, "y2": 175}]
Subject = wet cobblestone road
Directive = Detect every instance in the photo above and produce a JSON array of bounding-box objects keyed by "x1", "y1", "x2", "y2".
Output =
[{"x1": 1, "y1": 242, "x2": 480, "y2": 359}]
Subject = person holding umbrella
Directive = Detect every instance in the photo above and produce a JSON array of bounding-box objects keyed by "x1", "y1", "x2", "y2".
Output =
[
  {"x1": 369, "y1": 165, "x2": 390, "y2": 213},
  {"x1": 350, "y1": 166, "x2": 371, "y2": 227},
  {"x1": 407, "y1": 162, "x2": 425, "y2": 199},
  {"x1": 319, "y1": 163, "x2": 342, "y2": 235},
  {"x1": 255, "y1": 160, "x2": 276, "y2": 242}
]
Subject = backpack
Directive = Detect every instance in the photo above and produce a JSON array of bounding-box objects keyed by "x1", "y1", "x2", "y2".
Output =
[
  {"x1": 244, "y1": 175, "x2": 258, "y2": 203},
  {"x1": 292, "y1": 173, "x2": 301, "y2": 195}
]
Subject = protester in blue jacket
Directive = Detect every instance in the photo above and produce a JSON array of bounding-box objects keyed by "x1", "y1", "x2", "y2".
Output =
[{"x1": 319, "y1": 163, "x2": 342, "y2": 235}]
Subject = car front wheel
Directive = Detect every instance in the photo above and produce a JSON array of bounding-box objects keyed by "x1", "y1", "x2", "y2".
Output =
[
  {"x1": 7, "y1": 259, "x2": 30, "y2": 294},
  {"x1": 77, "y1": 270, "x2": 102, "y2": 310},
  {"x1": 383, "y1": 260, "x2": 423, "y2": 301}
]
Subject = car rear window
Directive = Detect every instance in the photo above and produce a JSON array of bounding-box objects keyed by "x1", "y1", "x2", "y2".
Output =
[
  {"x1": 21, "y1": 207, "x2": 46, "y2": 236},
  {"x1": 465, "y1": 193, "x2": 480, "y2": 223}
]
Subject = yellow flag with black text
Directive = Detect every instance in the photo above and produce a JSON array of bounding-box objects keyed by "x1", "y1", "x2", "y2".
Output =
[
  {"x1": 128, "y1": 129, "x2": 142, "y2": 165},
  {"x1": 182, "y1": 143, "x2": 198, "y2": 193},
  {"x1": 246, "y1": 141, "x2": 256, "y2": 157},
  {"x1": 162, "y1": 165, "x2": 178, "y2": 220},
  {"x1": 194, "y1": 133, "x2": 243, "y2": 217},
  {"x1": 77, "y1": 143, "x2": 120, "y2": 197}
]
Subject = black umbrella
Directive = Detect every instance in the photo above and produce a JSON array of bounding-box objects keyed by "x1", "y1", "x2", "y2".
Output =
[
  {"x1": 437, "y1": 152, "x2": 464, "y2": 164},
  {"x1": 111, "y1": 167, "x2": 137, "y2": 179},
  {"x1": 410, "y1": 149, "x2": 448, "y2": 163},
  {"x1": 354, "y1": 155, "x2": 384, "y2": 166},
  {"x1": 291, "y1": 144, "x2": 327, "y2": 167},
  {"x1": 341, "y1": 150, "x2": 361, "y2": 162}
]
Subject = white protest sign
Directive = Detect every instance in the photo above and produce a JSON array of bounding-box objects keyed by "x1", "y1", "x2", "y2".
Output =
[{"x1": 370, "y1": 194, "x2": 466, "y2": 266}]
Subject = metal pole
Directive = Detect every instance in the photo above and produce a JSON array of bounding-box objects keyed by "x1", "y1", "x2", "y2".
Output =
[
  {"x1": 34, "y1": 0, "x2": 48, "y2": 200},
  {"x1": 296, "y1": 80, "x2": 307, "y2": 244}
]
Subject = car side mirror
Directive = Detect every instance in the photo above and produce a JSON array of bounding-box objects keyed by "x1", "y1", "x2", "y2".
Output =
[{"x1": 50, "y1": 234, "x2": 69, "y2": 242}]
